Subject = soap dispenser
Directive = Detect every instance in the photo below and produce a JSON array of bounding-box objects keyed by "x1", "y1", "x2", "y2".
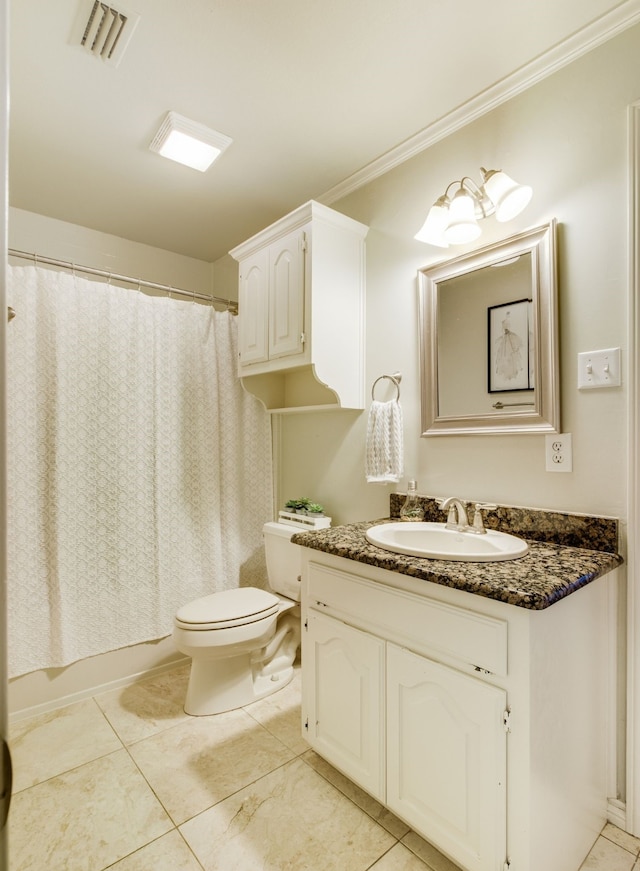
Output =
[{"x1": 399, "y1": 480, "x2": 424, "y2": 522}]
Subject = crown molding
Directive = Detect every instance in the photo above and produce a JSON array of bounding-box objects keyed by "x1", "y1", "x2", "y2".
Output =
[{"x1": 319, "y1": 0, "x2": 640, "y2": 205}]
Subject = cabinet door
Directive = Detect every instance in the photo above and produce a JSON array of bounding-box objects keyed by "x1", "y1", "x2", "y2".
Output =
[
  {"x1": 387, "y1": 644, "x2": 507, "y2": 871},
  {"x1": 305, "y1": 610, "x2": 385, "y2": 800},
  {"x1": 238, "y1": 247, "x2": 269, "y2": 367},
  {"x1": 268, "y1": 228, "x2": 304, "y2": 360}
]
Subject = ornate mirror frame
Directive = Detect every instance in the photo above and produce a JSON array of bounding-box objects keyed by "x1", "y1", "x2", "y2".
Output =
[{"x1": 418, "y1": 220, "x2": 559, "y2": 436}]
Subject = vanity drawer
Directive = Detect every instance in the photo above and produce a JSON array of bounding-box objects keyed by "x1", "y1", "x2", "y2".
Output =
[{"x1": 307, "y1": 561, "x2": 508, "y2": 677}]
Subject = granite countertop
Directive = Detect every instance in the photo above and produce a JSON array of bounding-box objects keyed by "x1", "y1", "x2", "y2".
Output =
[{"x1": 291, "y1": 519, "x2": 623, "y2": 611}]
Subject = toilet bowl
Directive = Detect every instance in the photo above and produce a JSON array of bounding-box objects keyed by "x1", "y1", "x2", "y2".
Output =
[{"x1": 173, "y1": 521, "x2": 302, "y2": 716}]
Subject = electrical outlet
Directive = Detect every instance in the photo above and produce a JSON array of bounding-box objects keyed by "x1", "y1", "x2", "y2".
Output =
[{"x1": 545, "y1": 433, "x2": 573, "y2": 472}]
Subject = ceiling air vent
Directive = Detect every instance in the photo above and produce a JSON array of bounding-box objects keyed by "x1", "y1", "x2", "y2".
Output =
[{"x1": 79, "y1": 2, "x2": 140, "y2": 67}]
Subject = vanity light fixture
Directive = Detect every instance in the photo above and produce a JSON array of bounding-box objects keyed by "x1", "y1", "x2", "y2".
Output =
[
  {"x1": 149, "y1": 112, "x2": 233, "y2": 172},
  {"x1": 414, "y1": 168, "x2": 532, "y2": 248}
]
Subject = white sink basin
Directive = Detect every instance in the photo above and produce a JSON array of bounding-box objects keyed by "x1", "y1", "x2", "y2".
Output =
[{"x1": 365, "y1": 521, "x2": 529, "y2": 562}]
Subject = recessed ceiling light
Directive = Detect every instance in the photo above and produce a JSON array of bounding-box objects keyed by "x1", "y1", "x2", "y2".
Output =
[{"x1": 149, "y1": 112, "x2": 232, "y2": 172}]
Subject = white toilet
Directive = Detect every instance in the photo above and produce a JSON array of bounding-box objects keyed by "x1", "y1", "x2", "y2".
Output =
[{"x1": 173, "y1": 521, "x2": 302, "y2": 716}]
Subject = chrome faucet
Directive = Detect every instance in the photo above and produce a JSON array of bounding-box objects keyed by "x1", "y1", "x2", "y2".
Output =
[
  {"x1": 439, "y1": 497, "x2": 469, "y2": 531},
  {"x1": 438, "y1": 498, "x2": 498, "y2": 534}
]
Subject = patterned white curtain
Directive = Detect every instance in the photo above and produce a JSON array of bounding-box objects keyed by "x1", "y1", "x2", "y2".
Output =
[{"x1": 6, "y1": 264, "x2": 273, "y2": 678}]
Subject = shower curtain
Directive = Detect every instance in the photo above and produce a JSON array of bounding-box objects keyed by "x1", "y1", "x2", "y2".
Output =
[{"x1": 5, "y1": 264, "x2": 273, "y2": 678}]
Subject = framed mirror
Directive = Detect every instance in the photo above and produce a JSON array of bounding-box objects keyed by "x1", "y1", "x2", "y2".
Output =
[{"x1": 418, "y1": 220, "x2": 559, "y2": 435}]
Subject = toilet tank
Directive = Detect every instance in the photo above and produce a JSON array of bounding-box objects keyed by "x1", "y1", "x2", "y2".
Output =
[{"x1": 263, "y1": 521, "x2": 302, "y2": 602}]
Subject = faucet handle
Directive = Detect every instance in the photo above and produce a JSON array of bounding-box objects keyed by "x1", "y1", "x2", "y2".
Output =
[{"x1": 472, "y1": 502, "x2": 497, "y2": 533}]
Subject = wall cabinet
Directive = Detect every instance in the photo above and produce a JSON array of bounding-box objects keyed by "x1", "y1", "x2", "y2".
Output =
[
  {"x1": 230, "y1": 201, "x2": 368, "y2": 412},
  {"x1": 236, "y1": 227, "x2": 304, "y2": 368},
  {"x1": 301, "y1": 550, "x2": 610, "y2": 871}
]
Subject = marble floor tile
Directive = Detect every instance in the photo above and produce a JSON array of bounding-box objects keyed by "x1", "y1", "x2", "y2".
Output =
[
  {"x1": 10, "y1": 697, "x2": 122, "y2": 791},
  {"x1": 96, "y1": 663, "x2": 191, "y2": 745},
  {"x1": 600, "y1": 823, "x2": 640, "y2": 857},
  {"x1": 302, "y1": 748, "x2": 411, "y2": 840},
  {"x1": 9, "y1": 749, "x2": 172, "y2": 871},
  {"x1": 369, "y1": 843, "x2": 433, "y2": 870},
  {"x1": 127, "y1": 706, "x2": 295, "y2": 825},
  {"x1": 105, "y1": 830, "x2": 203, "y2": 870},
  {"x1": 579, "y1": 835, "x2": 637, "y2": 871},
  {"x1": 401, "y1": 831, "x2": 463, "y2": 871},
  {"x1": 243, "y1": 665, "x2": 308, "y2": 755},
  {"x1": 180, "y1": 756, "x2": 396, "y2": 871},
  {"x1": 9, "y1": 655, "x2": 637, "y2": 871}
]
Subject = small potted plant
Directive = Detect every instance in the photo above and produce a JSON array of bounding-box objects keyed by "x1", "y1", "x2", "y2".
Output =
[
  {"x1": 285, "y1": 498, "x2": 311, "y2": 514},
  {"x1": 307, "y1": 502, "x2": 325, "y2": 517}
]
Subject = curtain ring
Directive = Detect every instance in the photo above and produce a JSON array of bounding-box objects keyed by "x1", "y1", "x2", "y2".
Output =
[{"x1": 371, "y1": 373, "x2": 402, "y2": 402}]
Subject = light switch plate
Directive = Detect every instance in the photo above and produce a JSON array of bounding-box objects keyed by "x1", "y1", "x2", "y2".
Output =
[{"x1": 577, "y1": 348, "x2": 621, "y2": 389}]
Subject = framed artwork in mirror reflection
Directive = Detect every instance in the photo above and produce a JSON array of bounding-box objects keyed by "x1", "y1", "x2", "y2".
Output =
[{"x1": 487, "y1": 298, "x2": 533, "y2": 393}]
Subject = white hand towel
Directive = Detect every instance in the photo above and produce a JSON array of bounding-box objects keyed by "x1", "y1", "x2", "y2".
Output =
[{"x1": 365, "y1": 399, "x2": 404, "y2": 484}]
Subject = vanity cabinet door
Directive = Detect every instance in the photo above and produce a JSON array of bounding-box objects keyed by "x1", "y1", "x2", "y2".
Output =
[
  {"x1": 386, "y1": 644, "x2": 507, "y2": 871},
  {"x1": 305, "y1": 610, "x2": 385, "y2": 800}
]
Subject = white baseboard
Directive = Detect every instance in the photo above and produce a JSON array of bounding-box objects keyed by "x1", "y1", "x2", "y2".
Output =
[{"x1": 607, "y1": 797, "x2": 627, "y2": 831}]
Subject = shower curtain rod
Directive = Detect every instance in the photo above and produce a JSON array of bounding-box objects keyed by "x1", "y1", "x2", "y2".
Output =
[{"x1": 8, "y1": 248, "x2": 238, "y2": 313}]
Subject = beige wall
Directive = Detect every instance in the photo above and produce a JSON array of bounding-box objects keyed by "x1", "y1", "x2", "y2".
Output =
[
  {"x1": 9, "y1": 207, "x2": 217, "y2": 298},
  {"x1": 212, "y1": 253, "x2": 240, "y2": 302},
  {"x1": 278, "y1": 23, "x2": 640, "y2": 530}
]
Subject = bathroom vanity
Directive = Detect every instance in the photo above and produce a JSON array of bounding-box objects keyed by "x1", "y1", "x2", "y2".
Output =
[{"x1": 294, "y1": 515, "x2": 622, "y2": 871}]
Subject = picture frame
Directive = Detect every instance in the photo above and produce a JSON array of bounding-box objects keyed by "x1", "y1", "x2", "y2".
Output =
[{"x1": 487, "y1": 298, "x2": 532, "y2": 393}]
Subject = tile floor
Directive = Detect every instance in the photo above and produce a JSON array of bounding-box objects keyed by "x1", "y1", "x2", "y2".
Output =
[{"x1": 7, "y1": 661, "x2": 640, "y2": 871}]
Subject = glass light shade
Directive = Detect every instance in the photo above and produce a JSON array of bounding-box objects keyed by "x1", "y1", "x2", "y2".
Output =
[
  {"x1": 158, "y1": 130, "x2": 221, "y2": 172},
  {"x1": 414, "y1": 200, "x2": 450, "y2": 247},
  {"x1": 482, "y1": 170, "x2": 532, "y2": 222},
  {"x1": 444, "y1": 190, "x2": 481, "y2": 244},
  {"x1": 149, "y1": 112, "x2": 233, "y2": 172}
]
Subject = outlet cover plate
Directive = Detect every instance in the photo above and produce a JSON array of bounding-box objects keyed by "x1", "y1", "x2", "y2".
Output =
[
  {"x1": 577, "y1": 348, "x2": 621, "y2": 389},
  {"x1": 545, "y1": 433, "x2": 573, "y2": 472}
]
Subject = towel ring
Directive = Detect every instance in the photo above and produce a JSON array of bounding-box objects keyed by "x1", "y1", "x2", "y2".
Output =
[{"x1": 371, "y1": 372, "x2": 402, "y2": 402}]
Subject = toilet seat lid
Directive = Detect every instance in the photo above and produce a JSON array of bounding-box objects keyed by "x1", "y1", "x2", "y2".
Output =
[{"x1": 175, "y1": 588, "x2": 280, "y2": 630}]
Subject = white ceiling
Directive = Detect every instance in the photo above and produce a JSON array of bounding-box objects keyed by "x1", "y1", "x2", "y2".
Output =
[{"x1": 9, "y1": 0, "x2": 640, "y2": 263}]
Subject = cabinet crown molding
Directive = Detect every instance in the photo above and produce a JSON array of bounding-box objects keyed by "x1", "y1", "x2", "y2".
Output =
[{"x1": 229, "y1": 200, "x2": 368, "y2": 262}]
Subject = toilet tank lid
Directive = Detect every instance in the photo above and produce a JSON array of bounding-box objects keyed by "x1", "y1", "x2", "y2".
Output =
[
  {"x1": 263, "y1": 521, "x2": 297, "y2": 539},
  {"x1": 176, "y1": 588, "x2": 279, "y2": 625}
]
